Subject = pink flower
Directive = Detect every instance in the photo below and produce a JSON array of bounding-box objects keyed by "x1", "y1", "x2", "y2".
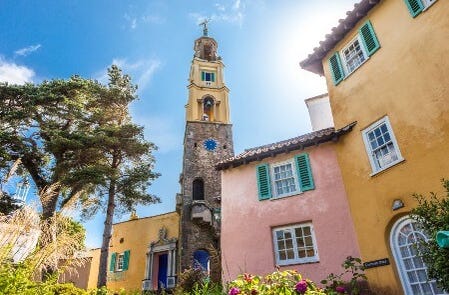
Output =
[
  {"x1": 295, "y1": 280, "x2": 308, "y2": 293},
  {"x1": 229, "y1": 287, "x2": 241, "y2": 295},
  {"x1": 336, "y1": 286, "x2": 346, "y2": 293}
]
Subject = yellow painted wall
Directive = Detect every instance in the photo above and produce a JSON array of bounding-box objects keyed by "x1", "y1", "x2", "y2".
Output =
[
  {"x1": 186, "y1": 58, "x2": 231, "y2": 124},
  {"x1": 87, "y1": 248, "x2": 101, "y2": 289},
  {"x1": 106, "y1": 212, "x2": 179, "y2": 292},
  {"x1": 321, "y1": 1, "x2": 449, "y2": 293}
]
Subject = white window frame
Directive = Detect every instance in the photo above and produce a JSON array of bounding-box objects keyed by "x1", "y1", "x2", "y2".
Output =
[
  {"x1": 422, "y1": 0, "x2": 438, "y2": 10},
  {"x1": 341, "y1": 35, "x2": 368, "y2": 76},
  {"x1": 116, "y1": 253, "x2": 124, "y2": 272},
  {"x1": 272, "y1": 223, "x2": 319, "y2": 266},
  {"x1": 390, "y1": 216, "x2": 448, "y2": 295},
  {"x1": 362, "y1": 116, "x2": 404, "y2": 175},
  {"x1": 270, "y1": 159, "x2": 300, "y2": 198}
]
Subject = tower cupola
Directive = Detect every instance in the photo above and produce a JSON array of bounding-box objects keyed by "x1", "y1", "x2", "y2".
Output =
[{"x1": 185, "y1": 22, "x2": 230, "y2": 124}]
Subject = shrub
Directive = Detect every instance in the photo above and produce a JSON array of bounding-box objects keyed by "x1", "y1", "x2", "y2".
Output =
[
  {"x1": 228, "y1": 270, "x2": 325, "y2": 295},
  {"x1": 411, "y1": 179, "x2": 449, "y2": 291},
  {"x1": 0, "y1": 206, "x2": 88, "y2": 295},
  {"x1": 174, "y1": 267, "x2": 209, "y2": 294},
  {"x1": 320, "y1": 256, "x2": 368, "y2": 295}
]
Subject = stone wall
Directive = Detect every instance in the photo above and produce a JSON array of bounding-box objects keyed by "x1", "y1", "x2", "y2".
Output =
[{"x1": 178, "y1": 121, "x2": 233, "y2": 282}]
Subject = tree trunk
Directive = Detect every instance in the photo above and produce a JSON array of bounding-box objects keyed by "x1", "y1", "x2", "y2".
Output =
[
  {"x1": 97, "y1": 180, "x2": 116, "y2": 288},
  {"x1": 40, "y1": 187, "x2": 59, "y2": 280},
  {"x1": 41, "y1": 192, "x2": 59, "y2": 220}
]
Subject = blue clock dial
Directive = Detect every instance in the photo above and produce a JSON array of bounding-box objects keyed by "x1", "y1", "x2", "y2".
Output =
[{"x1": 203, "y1": 139, "x2": 217, "y2": 151}]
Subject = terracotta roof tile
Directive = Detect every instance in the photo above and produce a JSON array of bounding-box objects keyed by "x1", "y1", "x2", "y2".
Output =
[{"x1": 216, "y1": 122, "x2": 356, "y2": 170}]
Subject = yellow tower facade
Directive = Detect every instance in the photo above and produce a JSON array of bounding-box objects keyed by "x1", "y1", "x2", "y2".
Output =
[{"x1": 185, "y1": 36, "x2": 230, "y2": 124}]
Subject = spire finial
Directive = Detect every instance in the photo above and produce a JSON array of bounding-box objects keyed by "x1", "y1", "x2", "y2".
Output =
[{"x1": 199, "y1": 19, "x2": 210, "y2": 36}]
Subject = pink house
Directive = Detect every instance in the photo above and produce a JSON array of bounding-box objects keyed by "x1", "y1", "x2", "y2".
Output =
[{"x1": 217, "y1": 123, "x2": 361, "y2": 283}]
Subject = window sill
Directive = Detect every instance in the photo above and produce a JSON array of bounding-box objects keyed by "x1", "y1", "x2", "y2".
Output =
[
  {"x1": 369, "y1": 158, "x2": 405, "y2": 177},
  {"x1": 277, "y1": 259, "x2": 319, "y2": 267},
  {"x1": 270, "y1": 191, "x2": 303, "y2": 201}
]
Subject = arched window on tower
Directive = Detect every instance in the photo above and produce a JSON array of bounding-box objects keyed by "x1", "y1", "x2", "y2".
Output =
[
  {"x1": 192, "y1": 178, "x2": 204, "y2": 201},
  {"x1": 193, "y1": 249, "x2": 210, "y2": 273},
  {"x1": 202, "y1": 97, "x2": 214, "y2": 121}
]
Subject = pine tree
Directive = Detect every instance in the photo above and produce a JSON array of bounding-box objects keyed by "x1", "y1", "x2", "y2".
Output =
[
  {"x1": 0, "y1": 78, "x2": 106, "y2": 219},
  {"x1": 87, "y1": 66, "x2": 160, "y2": 287}
]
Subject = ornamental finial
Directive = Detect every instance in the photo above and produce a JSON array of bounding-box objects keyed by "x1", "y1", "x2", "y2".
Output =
[{"x1": 199, "y1": 19, "x2": 210, "y2": 36}]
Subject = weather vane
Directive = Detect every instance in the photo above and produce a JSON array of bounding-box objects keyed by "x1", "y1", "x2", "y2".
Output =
[{"x1": 199, "y1": 19, "x2": 210, "y2": 36}]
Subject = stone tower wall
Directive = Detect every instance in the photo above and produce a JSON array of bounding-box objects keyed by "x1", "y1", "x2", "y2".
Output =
[{"x1": 178, "y1": 121, "x2": 233, "y2": 282}]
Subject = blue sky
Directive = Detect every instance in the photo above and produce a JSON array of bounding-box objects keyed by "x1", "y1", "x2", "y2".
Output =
[{"x1": 0, "y1": 0, "x2": 356, "y2": 247}]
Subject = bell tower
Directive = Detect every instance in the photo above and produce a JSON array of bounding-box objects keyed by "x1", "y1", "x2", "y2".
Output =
[{"x1": 177, "y1": 23, "x2": 234, "y2": 282}]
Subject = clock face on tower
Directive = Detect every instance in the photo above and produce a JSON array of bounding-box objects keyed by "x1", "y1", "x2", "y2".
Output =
[{"x1": 203, "y1": 138, "x2": 217, "y2": 151}]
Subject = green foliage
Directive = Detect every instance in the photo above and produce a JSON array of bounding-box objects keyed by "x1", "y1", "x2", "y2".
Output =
[
  {"x1": 0, "y1": 77, "x2": 109, "y2": 218},
  {"x1": 94, "y1": 65, "x2": 160, "y2": 288},
  {"x1": 411, "y1": 179, "x2": 449, "y2": 291},
  {"x1": 320, "y1": 256, "x2": 367, "y2": 295},
  {"x1": 0, "y1": 67, "x2": 159, "y2": 220},
  {"x1": 228, "y1": 270, "x2": 325, "y2": 295},
  {"x1": 0, "y1": 192, "x2": 20, "y2": 215},
  {"x1": 174, "y1": 267, "x2": 210, "y2": 294},
  {"x1": 87, "y1": 287, "x2": 141, "y2": 295},
  {"x1": 0, "y1": 206, "x2": 87, "y2": 295},
  {"x1": 188, "y1": 281, "x2": 223, "y2": 295}
]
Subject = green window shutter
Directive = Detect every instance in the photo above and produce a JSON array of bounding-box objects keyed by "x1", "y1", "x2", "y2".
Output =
[
  {"x1": 404, "y1": 0, "x2": 424, "y2": 17},
  {"x1": 359, "y1": 21, "x2": 380, "y2": 56},
  {"x1": 328, "y1": 52, "x2": 345, "y2": 85},
  {"x1": 295, "y1": 154, "x2": 315, "y2": 191},
  {"x1": 123, "y1": 250, "x2": 130, "y2": 271},
  {"x1": 109, "y1": 252, "x2": 116, "y2": 272},
  {"x1": 211, "y1": 72, "x2": 215, "y2": 82},
  {"x1": 256, "y1": 163, "x2": 271, "y2": 200},
  {"x1": 201, "y1": 71, "x2": 205, "y2": 81}
]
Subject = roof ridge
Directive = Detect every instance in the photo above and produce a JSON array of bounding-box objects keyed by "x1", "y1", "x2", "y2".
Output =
[{"x1": 217, "y1": 122, "x2": 356, "y2": 170}]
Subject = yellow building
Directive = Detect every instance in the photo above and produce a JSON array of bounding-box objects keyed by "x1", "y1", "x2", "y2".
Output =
[
  {"x1": 98, "y1": 212, "x2": 180, "y2": 292},
  {"x1": 300, "y1": 0, "x2": 449, "y2": 294}
]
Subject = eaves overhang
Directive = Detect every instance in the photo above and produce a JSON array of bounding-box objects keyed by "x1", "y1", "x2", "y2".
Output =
[
  {"x1": 299, "y1": 0, "x2": 380, "y2": 75},
  {"x1": 216, "y1": 121, "x2": 357, "y2": 171}
]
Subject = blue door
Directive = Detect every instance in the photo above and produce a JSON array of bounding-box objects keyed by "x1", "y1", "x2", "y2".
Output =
[{"x1": 158, "y1": 253, "x2": 168, "y2": 289}]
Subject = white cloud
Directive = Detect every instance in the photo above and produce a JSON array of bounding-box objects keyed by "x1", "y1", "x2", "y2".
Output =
[
  {"x1": 141, "y1": 15, "x2": 165, "y2": 25},
  {"x1": 190, "y1": 0, "x2": 245, "y2": 26},
  {"x1": 94, "y1": 58, "x2": 161, "y2": 92},
  {"x1": 124, "y1": 13, "x2": 138, "y2": 29},
  {"x1": 125, "y1": 13, "x2": 165, "y2": 29},
  {"x1": 233, "y1": 0, "x2": 241, "y2": 10},
  {"x1": 215, "y1": 3, "x2": 226, "y2": 11},
  {"x1": 0, "y1": 58, "x2": 35, "y2": 84},
  {"x1": 14, "y1": 44, "x2": 41, "y2": 57}
]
